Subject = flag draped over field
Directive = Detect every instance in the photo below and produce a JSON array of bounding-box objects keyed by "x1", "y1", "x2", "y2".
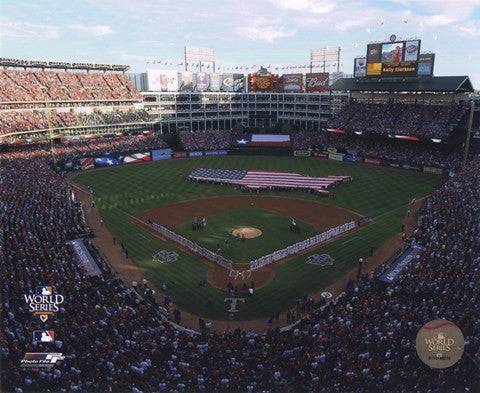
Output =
[{"x1": 188, "y1": 168, "x2": 351, "y2": 195}]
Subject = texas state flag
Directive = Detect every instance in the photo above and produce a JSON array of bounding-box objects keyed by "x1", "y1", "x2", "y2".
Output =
[
  {"x1": 233, "y1": 134, "x2": 291, "y2": 147},
  {"x1": 233, "y1": 134, "x2": 252, "y2": 146}
]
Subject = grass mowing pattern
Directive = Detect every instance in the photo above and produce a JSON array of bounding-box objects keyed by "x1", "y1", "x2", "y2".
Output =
[
  {"x1": 74, "y1": 156, "x2": 445, "y2": 320},
  {"x1": 175, "y1": 208, "x2": 318, "y2": 263}
]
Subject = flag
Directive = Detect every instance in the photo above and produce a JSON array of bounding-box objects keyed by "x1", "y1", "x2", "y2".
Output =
[
  {"x1": 121, "y1": 153, "x2": 151, "y2": 164},
  {"x1": 188, "y1": 168, "x2": 351, "y2": 195},
  {"x1": 94, "y1": 157, "x2": 122, "y2": 167},
  {"x1": 80, "y1": 157, "x2": 94, "y2": 170},
  {"x1": 232, "y1": 134, "x2": 291, "y2": 147}
]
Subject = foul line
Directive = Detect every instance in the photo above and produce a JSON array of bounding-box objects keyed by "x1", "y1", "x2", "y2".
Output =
[{"x1": 341, "y1": 236, "x2": 362, "y2": 246}]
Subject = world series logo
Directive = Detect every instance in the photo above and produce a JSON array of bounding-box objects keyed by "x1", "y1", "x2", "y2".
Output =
[
  {"x1": 24, "y1": 286, "x2": 65, "y2": 322},
  {"x1": 415, "y1": 319, "x2": 465, "y2": 368}
]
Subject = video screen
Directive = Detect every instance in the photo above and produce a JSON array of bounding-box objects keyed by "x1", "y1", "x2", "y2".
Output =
[{"x1": 382, "y1": 43, "x2": 404, "y2": 63}]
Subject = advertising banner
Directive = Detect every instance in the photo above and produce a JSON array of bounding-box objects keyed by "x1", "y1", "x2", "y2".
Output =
[
  {"x1": 147, "y1": 70, "x2": 178, "y2": 91},
  {"x1": 209, "y1": 73, "x2": 221, "y2": 91},
  {"x1": 68, "y1": 239, "x2": 102, "y2": 277},
  {"x1": 344, "y1": 154, "x2": 364, "y2": 163},
  {"x1": 188, "y1": 151, "x2": 203, "y2": 157},
  {"x1": 404, "y1": 40, "x2": 420, "y2": 62},
  {"x1": 313, "y1": 152, "x2": 328, "y2": 158},
  {"x1": 364, "y1": 157, "x2": 381, "y2": 165},
  {"x1": 354, "y1": 58, "x2": 366, "y2": 77},
  {"x1": 151, "y1": 149, "x2": 172, "y2": 161},
  {"x1": 250, "y1": 74, "x2": 272, "y2": 91},
  {"x1": 379, "y1": 245, "x2": 423, "y2": 283},
  {"x1": 221, "y1": 73, "x2": 244, "y2": 92},
  {"x1": 205, "y1": 150, "x2": 228, "y2": 156},
  {"x1": 195, "y1": 72, "x2": 208, "y2": 92},
  {"x1": 294, "y1": 150, "x2": 311, "y2": 157},
  {"x1": 381, "y1": 61, "x2": 418, "y2": 77},
  {"x1": 305, "y1": 73, "x2": 329, "y2": 92},
  {"x1": 173, "y1": 151, "x2": 187, "y2": 158},
  {"x1": 418, "y1": 53, "x2": 435, "y2": 76},
  {"x1": 423, "y1": 165, "x2": 443, "y2": 175},
  {"x1": 366, "y1": 43, "x2": 382, "y2": 76},
  {"x1": 328, "y1": 152, "x2": 344, "y2": 161},
  {"x1": 402, "y1": 163, "x2": 421, "y2": 171},
  {"x1": 281, "y1": 73, "x2": 303, "y2": 92},
  {"x1": 367, "y1": 43, "x2": 382, "y2": 63},
  {"x1": 387, "y1": 161, "x2": 401, "y2": 168},
  {"x1": 179, "y1": 72, "x2": 193, "y2": 92}
]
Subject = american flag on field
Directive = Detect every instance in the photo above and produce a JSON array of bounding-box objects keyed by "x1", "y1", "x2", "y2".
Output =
[{"x1": 188, "y1": 168, "x2": 351, "y2": 195}]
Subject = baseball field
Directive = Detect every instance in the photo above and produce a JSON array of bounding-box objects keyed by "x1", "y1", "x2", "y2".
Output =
[{"x1": 74, "y1": 156, "x2": 445, "y2": 320}]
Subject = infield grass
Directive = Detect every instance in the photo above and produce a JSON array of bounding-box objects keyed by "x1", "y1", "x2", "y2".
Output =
[
  {"x1": 74, "y1": 156, "x2": 445, "y2": 320},
  {"x1": 175, "y1": 208, "x2": 318, "y2": 263}
]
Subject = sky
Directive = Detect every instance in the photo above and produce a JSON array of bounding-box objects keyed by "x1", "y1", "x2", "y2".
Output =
[{"x1": 1, "y1": 0, "x2": 479, "y2": 87}]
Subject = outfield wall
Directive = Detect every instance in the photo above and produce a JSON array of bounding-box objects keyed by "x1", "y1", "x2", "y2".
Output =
[{"x1": 60, "y1": 145, "x2": 446, "y2": 176}]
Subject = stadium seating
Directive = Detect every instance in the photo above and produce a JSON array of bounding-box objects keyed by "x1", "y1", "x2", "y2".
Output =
[
  {"x1": 328, "y1": 102, "x2": 468, "y2": 139},
  {"x1": 179, "y1": 130, "x2": 232, "y2": 151},
  {"x1": 0, "y1": 69, "x2": 142, "y2": 106},
  {"x1": 1, "y1": 139, "x2": 478, "y2": 393},
  {"x1": 0, "y1": 109, "x2": 151, "y2": 135},
  {"x1": 291, "y1": 131, "x2": 471, "y2": 169}
]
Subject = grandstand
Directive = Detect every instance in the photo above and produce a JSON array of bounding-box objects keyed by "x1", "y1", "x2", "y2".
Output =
[{"x1": 1, "y1": 37, "x2": 480, "y2": 393}]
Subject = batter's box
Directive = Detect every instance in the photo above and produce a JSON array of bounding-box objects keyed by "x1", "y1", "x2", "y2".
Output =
[
  {"x1": 306, "y1": 254, "x2": 334, "y2": 266},
  {"x1": 153, "y1": 250, "x2": 179, "y2": 263}
]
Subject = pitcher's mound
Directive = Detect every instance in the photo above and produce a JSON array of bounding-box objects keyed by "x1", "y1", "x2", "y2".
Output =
[{"x1": 232, "y1": 227, "x2": 262, "y2": 239}]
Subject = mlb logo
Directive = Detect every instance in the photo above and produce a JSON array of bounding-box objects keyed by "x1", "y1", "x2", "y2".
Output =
[
  {"x1": 36, "y1": 286, "x2": 53, "y2": 295},
  {"x1": 33, "y1": 330, "x2": 55, "y2": 343}
]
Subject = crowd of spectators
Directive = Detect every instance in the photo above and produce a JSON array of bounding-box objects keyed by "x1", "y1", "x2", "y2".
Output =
[
  {"x1": 291, "y1": 131, "x2": 475, "y2": 169},
  {"x1": 179, "y1": 130, "x2": 231, "y2": 151},
  {"x1": 76, "y1": 109, "x2": 151, "y2": 126},
  {"x1": 0, "y1": 109, "x2": 152, "y2": 135},
  {"x1": 1, "y1": 139, "x2": 478, "y2": 392},
  {"x1": 328, "y1": 102, "x2": 468, "y2": 140},
  {"x1": 0, "y1": 69, "x2": 141, "y2": 108}
]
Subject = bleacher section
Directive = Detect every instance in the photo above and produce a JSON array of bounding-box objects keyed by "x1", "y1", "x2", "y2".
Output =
[
  {"x1": 328, "y1": 102, "x2": 468, "y2": 140},
  {"x1": 0, "y1": 69, "x2": 141, "y2": 107},
  {"x1": 0, "y1": 109, "x2": 151, "y2": 136}
]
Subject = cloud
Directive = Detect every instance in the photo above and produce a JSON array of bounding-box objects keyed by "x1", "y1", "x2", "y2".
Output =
[
  {"x1": 0, "y1": 20, "x2": 59, "y2": 39},
  {"x1": 236, "y1": 18, "x2": 296, "y2": 43},
  {"x1": 68, "y1": 24, "x2": 113, "y2": 36},
  {"x1": 269, "y1": 0, "x2": 336, "y2": 14},
  {"x1": 423, "y1": 14, "x2": 458, "y2": 27},
  {"x1": 453, "y1": 21, "x2": 480, "y2": 37}
]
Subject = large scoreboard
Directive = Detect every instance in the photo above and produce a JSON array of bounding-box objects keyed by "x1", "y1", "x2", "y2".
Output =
[{"x1": 365, "y1": 38, "x2": 422, "y2": 77}]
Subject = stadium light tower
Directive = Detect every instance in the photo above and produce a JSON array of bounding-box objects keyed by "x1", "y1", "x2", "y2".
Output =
[
  {"x1": 45, "y1": 101, "x2": 57, "y2": 165},
  {"x1": 463, "y1": 100, "x2": 475, "y2": 167}
]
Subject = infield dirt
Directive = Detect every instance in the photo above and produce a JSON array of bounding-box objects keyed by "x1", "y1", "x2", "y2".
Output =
[
  {"x1": 133, "y1": 195, "x2": 362, "y2": 289},
  {"x1": 73, "y1": 181, "x2": 426, "y2": 332}
]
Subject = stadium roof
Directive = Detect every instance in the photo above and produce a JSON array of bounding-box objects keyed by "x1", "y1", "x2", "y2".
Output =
[
  {"x1": 329, "y1": 76, "x2": 474, "y2": 93},
  {"x1": 0, "y1": 58, "x2": 130, "y2": 72}
]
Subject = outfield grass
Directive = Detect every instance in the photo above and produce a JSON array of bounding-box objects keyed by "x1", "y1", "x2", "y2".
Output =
[
  {"x1": 175, "y1": 208, "x2": 318, "y2": 263},
  {"x1": 74, "y1": 156, "x2": 445, "y2": 320}
]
